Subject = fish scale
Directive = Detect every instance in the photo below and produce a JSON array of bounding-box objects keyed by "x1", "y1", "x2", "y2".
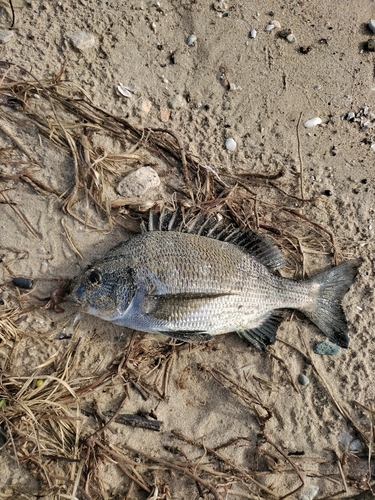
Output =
[{"x1": 70, "y1": 228, "x2": 360, "y2": 350}]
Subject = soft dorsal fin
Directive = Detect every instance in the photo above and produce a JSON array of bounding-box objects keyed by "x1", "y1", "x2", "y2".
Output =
[{"x1": 221, "y1": 229, "x2": 286, "y2": 271}]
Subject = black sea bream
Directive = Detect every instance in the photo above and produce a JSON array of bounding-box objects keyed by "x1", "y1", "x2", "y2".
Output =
[{"x1": 70, "y1": 219, "x2": 359, "y2": 351}]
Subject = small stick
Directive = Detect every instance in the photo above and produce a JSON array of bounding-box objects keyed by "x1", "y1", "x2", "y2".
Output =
[
  {"x1": 0, "y1": 118, "x2": 43, "y2": 167},
  {"x1": 102, "y1": 411, "x2": 163, "y2": 431},
  {"x1": 8, "y1": 0, "x2": 15, "y2": 28},
  {"x1": 0, "y1": 190, "x2": 40, "y2": 238},
  {"x1": 61, "y1": 218, "x2": 83, "y2": 258},
  {"x1": 296, "y1": 112, "x2": 305, "y2": 201}
]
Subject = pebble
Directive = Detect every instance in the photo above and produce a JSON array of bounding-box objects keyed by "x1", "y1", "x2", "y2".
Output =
[
  {"x1": 369, "y1": 19, "x2": 375, "y2": 34},
  {"x1": 159, "y1": 107, "x2": 171, "y2": 122},
  {"x1": 69, "y1": 30, "x2": 95, "y2": 50},
  {"x1": 116, "y1": 166, "x2": 161, "y2": 197},
  {"x1": 349, "y1": 439, "x2": 363, "y2": 452},
  {"x1": 225, "y1": 137, "x2": 237, "y2": 151},
  {"x1": 249, "y1": 29, "x2": 257, "y2": 38},
  {"x1": 313, "y1": 341, "x2": 341, "y2": 356},
  {"x1": 286, "y1": 33, "x2": 296, "y2": 43},
  {"x1": 168, "y1": 94, "x2": 185, "y2": 109},
  {"x1": 272, "y1": 20, "x2": 281, "y2": 28},
  {"x1": 140, "y1": 98, "x2": 152, "y2": 115},
  {"x1": 0, "y1": 29, "x2": 14, "y2": 44},
  {"x1": 265, "y1": 24, "x2": 275, "y2": 31},
  {"x1": 298, "y1": 485, "x2": 319, "y2": 500},
  {"x1": 304, "y1": 117, "x2": 322, "y2": 128},
  {"x1": 367, "y1": 39, "x2": 375, "y2": 51},
  {"x1": 298, "y1": 374, "x2": 310, "y2": 386},
  {"x1": 346, "y1": 111, "x2": 355, "y2": 121},
  {"x1": 12, "y1": 277, "x2": 34, "y2": 289},
  {"x1": 186, "y1": 34, "x2": 197, "y2": 46}
]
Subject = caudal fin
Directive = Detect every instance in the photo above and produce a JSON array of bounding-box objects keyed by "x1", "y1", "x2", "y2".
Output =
[{"x1": 300, "y1": 259, "x2": 361, "y2": 348}]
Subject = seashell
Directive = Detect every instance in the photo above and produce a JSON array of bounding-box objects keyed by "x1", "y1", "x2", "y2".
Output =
[
  {"x1": 117, "y1": 83, "x2": 133, "y2": 98},
  {"x1": 186, "y1": 34, "x2": 197, "y2": 46},
  {"x1": 304, "y1": 117, "x2": 322, "y2": 128},
  {"x1": 225, "y1": 137, "x2": 237, "y2": 151}
]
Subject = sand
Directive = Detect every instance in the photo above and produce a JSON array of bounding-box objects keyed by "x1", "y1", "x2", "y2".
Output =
[{"x1": 0, "y1": 1, "x2": 375, "y2": 499}]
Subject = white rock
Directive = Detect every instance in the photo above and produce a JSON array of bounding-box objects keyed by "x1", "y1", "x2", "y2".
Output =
[
  {"x1": 249, "y1": 29, "x2": 257, "y2": 38},
  {"x1": 168, "y1": 94, "x2": 185, "y2": 109},
  {"x1": 69, "y1": 31, "x2": 95, "y2": 50},
  {"x1": 272, "y1": 20, "x2": 281, "y2": 28},
  {"x1": 117, "y1": 167, "x2": 160, "y2": 197},
  {"x1": 225, "y1": 137, "x2": 237, "y2": 151},
  {"x1": 265, "y1": 24, "x2": 275, "y2": 31},
  {"x1": 369, "y1": 19, "x2": 375, "y2": 33},
  {"x1": 286, "y1": 33, "x2": 296, "y2": 43},
  {"x1": 0, "y1": 30, "x2": 14, "y2": 44},
  {"x1": 349, "y1": 439, "x2": 363, "y2": 452},
  {"x1": 298, "y1": 485, "x2": 319, "y2": 500},
  {"x1": 304, "y1": 117, "x2": 322, "y2": 128},
  {"x1": 186, "y1": 34, "x2": 197, "y2": 46}
]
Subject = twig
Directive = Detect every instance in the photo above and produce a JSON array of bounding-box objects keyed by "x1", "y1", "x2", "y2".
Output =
[
  {"x1": 102, "y1": 411, "x2": 163, "y2": 431},
  {"x1": 296, "y1": 112, "x2": 305, "y2": 201},
  {"x1": 124, "y1": 442, "x2": 225, "y2": 500},
  {"x1": 0, "y1": 190, "x2": 40, "y2": 238}
]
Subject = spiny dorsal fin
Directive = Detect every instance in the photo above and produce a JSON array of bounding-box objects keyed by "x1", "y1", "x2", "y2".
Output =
[{"x1": 146, "y1": 208, "x2": 285, "y2": 271}]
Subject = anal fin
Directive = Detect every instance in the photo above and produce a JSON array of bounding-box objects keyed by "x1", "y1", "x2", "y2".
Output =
[{"x1": 237, "y1": 311, "x2": 285, "y2": 351}]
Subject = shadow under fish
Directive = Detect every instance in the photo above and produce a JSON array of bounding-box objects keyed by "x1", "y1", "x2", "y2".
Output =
[{"x1": 69, "y1": 210, "x2": 360, "y2": 351}]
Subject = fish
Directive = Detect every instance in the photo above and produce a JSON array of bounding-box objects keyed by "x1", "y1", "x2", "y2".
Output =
[{"x1": 69, "y1": 212, "x2": 360, "y2": 351}]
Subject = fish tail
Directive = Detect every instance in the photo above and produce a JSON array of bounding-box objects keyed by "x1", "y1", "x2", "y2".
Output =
[{"x1": 300, "y1": 259, "x2": 361, "y2": 347}]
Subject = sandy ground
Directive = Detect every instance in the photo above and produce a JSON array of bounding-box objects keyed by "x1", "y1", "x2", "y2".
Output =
[{"x1": 1, "y1": 1, "x2": 375, "y2": 499}]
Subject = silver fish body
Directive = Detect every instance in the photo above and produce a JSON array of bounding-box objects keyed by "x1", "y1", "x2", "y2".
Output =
[{"x1": 70, "y1": 230, "x2": 360, "y2": 350}]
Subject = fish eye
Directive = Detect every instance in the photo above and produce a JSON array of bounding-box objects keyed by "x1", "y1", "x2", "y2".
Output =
[{"x1": 88, "y1": 270, "x2": 102, "y2": 285}]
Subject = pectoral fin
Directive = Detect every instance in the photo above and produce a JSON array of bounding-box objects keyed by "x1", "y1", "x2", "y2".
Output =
[{"x1": 144, "y1": 292, "x2": 227, "y2": 321}]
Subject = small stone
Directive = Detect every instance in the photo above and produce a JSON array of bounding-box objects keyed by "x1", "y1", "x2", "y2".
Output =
[
  {"x1": 168, "y1": 94, "x2": 185, "y2": 109},
  {"x1": 249, "y1": 29, "x2": 257, "y2": 38},
  {"x1": 286, "y1": 33, "x2": 296, "y2": 43},
  {"x1": 298, "y1": 485, "x2": 319, "y2": 500},
  {"x1": 117, "y1": 166, "x2": 160, "y2": 198},
  {"x1": 69, "y1": 30, "x2": 95, "y2": 50},
  {"x1": 265, "y1": 24, "x2": 275, "y2": 31},
  {"x1": 313, "y1": 341, "x2": 341, "y2": 356},
  {"x1": 225, "y1": 137, "x2": 237, "y2": 151},
  {"x1": 367, "y1": 39, "x2": 375, "y2": 51},
  {"x1": 298, "y1": 374, "x2": 310, "y2": 386},
  {"x1": 186, "y1": 34, "x2": 197, "y2": 46},
  {"x1": 140, "y1": 99, "x2": 152, "y2": 115},
  {"x1": 159, "y1": 107, "x2": 171, "y2": 122},
  {"x1": 346, "y1": 111, "x2": 355, "y2": 121},
  {"x1": 272, "y1": 20, "x2": 281, "y2": 28},
  {"x1": 304, "y1": 117, "x2": 322, "y2": 128},
  {"x1": 349, "y1": 439, "x2": 363, "y2": 452},
  {"x1": 0, "y1": 29, "x2": 14, "y2": 44},
  {"x1": 369, "y1": 19, "x2": 375, "y2": 33}
]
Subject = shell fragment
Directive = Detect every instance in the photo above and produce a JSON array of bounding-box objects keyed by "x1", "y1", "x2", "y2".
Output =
[{"x1": 304, "y1": 117, "x2": 322, "y2": 128}]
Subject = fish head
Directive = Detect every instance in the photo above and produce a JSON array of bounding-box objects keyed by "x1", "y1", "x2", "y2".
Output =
[{"x1": 69, "y1": 262, "x2": 137, "y2": 322}]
